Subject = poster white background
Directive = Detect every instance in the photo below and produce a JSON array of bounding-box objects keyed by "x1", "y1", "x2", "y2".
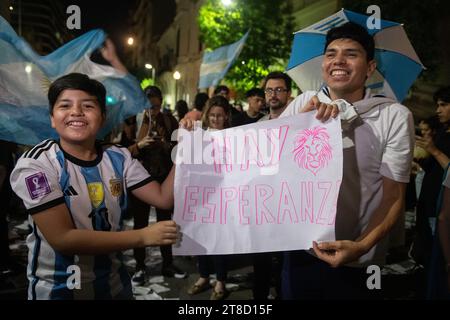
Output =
[{"x1": 173, "y1": 112, "x2": 342, "y2": 255}]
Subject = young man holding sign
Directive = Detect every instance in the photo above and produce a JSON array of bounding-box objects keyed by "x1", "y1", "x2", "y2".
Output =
[{"x1": 280, "y1": 22, "x2": 414, "y2": 299}]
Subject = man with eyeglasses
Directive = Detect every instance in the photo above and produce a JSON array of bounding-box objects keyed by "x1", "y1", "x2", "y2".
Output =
[
  {"x1": 250, "y1": 71, "x2": 294, "y2": 300},
  {"x1": 259, "y1": 72, "x2": 293, "y2": 121}
]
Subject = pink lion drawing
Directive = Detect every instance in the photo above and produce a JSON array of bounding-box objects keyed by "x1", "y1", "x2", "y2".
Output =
[{"x1": 293, "y1": 126, "x2": 332, "y2": 175}]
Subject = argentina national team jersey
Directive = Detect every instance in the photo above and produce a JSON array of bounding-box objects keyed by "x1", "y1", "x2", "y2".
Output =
[{"x1": 10, "y1": 139, "x2": 153, "y2": 300}]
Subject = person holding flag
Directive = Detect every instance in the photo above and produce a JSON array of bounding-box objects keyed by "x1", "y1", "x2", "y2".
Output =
[{"x1": 9, "y1": 42, "x2": 180, "y2": 298}]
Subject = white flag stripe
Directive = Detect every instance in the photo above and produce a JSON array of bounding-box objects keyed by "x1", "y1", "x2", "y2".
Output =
[{"x1": 199, "y1": 60, "x2": 230, "y2": 75}]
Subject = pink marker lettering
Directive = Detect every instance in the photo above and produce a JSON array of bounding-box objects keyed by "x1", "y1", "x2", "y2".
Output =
[
  {"x1": 328, "y1": 180, "x2": 341, "y2": 225},
  {"x1": 255, "y1": 184, "x2": 275, "y2": 225},
  {"x1": 300, "y1": 181, "x2": 314, "y2": 223},
  {"x1": 182, "y1": 186, "x2": 199, "y2": 221},
  {"x1": 315, "y1": 181, "x2": 332, "y2": 225},
  {"x1": 277, "y1": 181, "x2": 299, "y2": 224},
  {"x1": 238, "y1": 185, "x2": 251, "y2": 225},
  {"x1": 202, "y1": 187, "x2": 216, "y2": 223},
  {"x1": 220, "y1": 187, "x2": 237, "y2": 224}
]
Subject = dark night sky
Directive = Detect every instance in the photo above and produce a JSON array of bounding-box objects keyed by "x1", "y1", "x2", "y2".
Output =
[
  {"x1": 59, "y1": 0, "x2": 139, "y2": 64},
  {"x1": 60, "y1": 0, "x2": 174, "y2": 62},
  {"x1": 62, "y1": 0, "x2": 137, "y2": 43}
]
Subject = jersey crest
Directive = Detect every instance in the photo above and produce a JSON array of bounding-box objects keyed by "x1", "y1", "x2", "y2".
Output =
[
  {"x1": 87, "y1": 182, "x2": 104, "y2": 208},
  {"x1": 109, "y1": 178, "x2": 122, "y2": 197}
]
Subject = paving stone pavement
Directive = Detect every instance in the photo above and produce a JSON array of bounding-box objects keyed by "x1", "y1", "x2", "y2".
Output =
[{"x1": 1, "y1": 210, "x2": 422, "y2": 300}]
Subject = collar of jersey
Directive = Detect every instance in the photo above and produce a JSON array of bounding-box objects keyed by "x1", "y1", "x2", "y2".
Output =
[{"x1": 57, "y1": 140, "x2": 103, "y2": 167}]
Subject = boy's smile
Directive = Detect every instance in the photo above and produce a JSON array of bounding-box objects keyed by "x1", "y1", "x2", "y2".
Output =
[{"x1": 51, "y1": 89, "x2": 105, "y2": 150}]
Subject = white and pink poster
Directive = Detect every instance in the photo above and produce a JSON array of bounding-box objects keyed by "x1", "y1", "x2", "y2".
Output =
[{"x1": 172, "y1": 111, "x2": 343, "y2": 255}]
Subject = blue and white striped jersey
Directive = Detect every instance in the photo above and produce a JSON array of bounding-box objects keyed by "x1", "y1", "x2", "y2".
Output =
[{"x1": 10, "y1": 139, "x2": 153, "y2": 300}]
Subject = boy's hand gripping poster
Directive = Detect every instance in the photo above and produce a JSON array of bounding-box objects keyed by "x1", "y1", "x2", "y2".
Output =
[{"x1": 173, "y1": 112, "x2": 343, "y2": 255}]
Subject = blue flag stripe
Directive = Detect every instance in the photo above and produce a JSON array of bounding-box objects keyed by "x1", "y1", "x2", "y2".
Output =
[
  {"x1": 198, "y1": 31, "x2": 249, "y2": 89},
  {"x1": 0, "y1": 16, "x2": 149, "y2": 146}
]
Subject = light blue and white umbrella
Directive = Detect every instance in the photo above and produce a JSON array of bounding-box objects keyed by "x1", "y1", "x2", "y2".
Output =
[{"x1": 286, "y1": 9, "x2": 425, "y2": 102}]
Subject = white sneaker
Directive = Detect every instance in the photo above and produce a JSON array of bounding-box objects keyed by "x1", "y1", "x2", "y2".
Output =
[{"x1": 131, "y1": 269, "x2": 146, "y2": 286}]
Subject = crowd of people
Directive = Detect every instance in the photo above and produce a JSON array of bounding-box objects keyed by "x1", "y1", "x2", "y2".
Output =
[{"x1": 0, "y1": 22, "x2": 449, "y2": 300}]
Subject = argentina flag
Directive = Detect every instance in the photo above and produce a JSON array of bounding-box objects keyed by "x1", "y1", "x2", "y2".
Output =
[
  {"x1": 198, "y1": 31, "x2": 249, "y2": 89},
  {"x1": 0, "y1": 15, "x2": 149, "y2": 146}
]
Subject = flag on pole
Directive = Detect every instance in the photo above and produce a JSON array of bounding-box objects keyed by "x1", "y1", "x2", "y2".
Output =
[
  {"x1": 0, "y1": 15, "x2": 149, "y2": 146},
  {"x1": 198, "y1": 31, "x2": 249, "y2": 89}
]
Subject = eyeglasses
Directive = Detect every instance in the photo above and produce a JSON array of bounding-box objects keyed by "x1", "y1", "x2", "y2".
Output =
[{"x1": 265, "y1": 87, "x2": 288, "y2": 95}]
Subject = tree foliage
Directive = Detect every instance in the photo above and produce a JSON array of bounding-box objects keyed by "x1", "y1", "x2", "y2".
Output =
[{"x1": 198, "y1": 0, "x2": 295, "y2": 96}]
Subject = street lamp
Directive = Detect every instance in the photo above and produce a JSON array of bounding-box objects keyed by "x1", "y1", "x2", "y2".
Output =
[
  {"x1": 145, "y1": 63, "x2": 155, "y2": 84},
  {"x1": 127, "y1": 37, "x2": 134, "y2": 46},
  {"x1": 173, "y1": 71, "x2": 181, "y2": 101}
]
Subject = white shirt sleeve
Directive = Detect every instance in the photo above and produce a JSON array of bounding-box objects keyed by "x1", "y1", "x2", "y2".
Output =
[
  {"x1": 120, "y1": 146, "x2": 153, "y2": 191},
  {"x1": 380, "y1": 104, "x2": 414, "y2": 183},
  {"x1": 280, "y1": 91, "x2": 316, "y2": 117},
  {"x1": 10, "y1": 156, "x2": 65, "y2": 214}
]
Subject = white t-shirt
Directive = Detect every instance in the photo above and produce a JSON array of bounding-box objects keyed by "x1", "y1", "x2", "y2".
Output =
[
  {"x1": 281, "y1": 88, "x2": 414, "y2": 266},
  {"x1": 10, "y1": 139, "x2": 153, "y2": 299}
]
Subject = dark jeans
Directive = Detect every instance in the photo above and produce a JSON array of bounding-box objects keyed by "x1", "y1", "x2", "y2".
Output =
[
  {"x1": 197, "y1": 255, "x2": 227, "y2": 282},
  {"x1": 252, "y1": 252, "x2": 283, "y2": 300},
  {"x1": 130, "y1": 194, "x2": 173, "y2": 269},
  {"x1": 282, "y1": 250, "x2": 382, "y2": 300}
]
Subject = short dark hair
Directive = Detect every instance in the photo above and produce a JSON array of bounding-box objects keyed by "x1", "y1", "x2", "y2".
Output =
[
  {"x1": 263, "y1": 71, "x2": 292, "y2": 91},
  {"x1": 245, "y1": 88, "x2": 264, "y2": 99},
  {"x1": 419, "y1": 116, "x2": 440, "y2": 133},
  {"x1": 325, "y1": 22, "x2": 375, "y2": 61},
  {"x1": 201, "y1": 95, "x2": 232, "y2": 129},
  {"x1": 175, "y1": 99, "x2": 189, "y2": 119},
  {"x1": 144, "y1": 85, "x2": 163, "y2": 100},
  {"x1": 48, "y1": 73, "x2": 106, "y2": 114},
  {"x1": 194, "y1": 92, "x2": 209, "y2": 111},
  {"x1": 213, "y1": 85, "x2": 230, "y2": 95},
  {"x1": 433, "y1": 86, "x2": 450, "y2": 103}
]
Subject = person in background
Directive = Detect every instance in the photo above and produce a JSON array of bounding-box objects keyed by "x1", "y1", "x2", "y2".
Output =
[
  {"x1": 252, "y1": 72, "x2": 293, "y2": 300},
  {"x1": 232, "y1": 88, "x2": 266, "y2": 127},
  {"x1": 0, "y1": 140, "x2": 16, "y2": 274},
  {"x1": 410, "y1": 116, "x2": 441, "y2": 266},
  {"x1": 413, "y1": 88, "x2": 450, "y2": 297},
  {"x1": 175, "y1": 100, "x2": 189, "y2": 121},
  {"x1": 186, "y1": 95, "x2": 232, "y2": 300},
  {"x1": 213, "y1": 85, "x2": 231, "y2": 100},
  {"x1": 214, "y1": 85, "x2": 241, "y2": 119},
  {"x1": 128, "y1": 86, "x2": 186, "y2": 284},
  {"x1": 184, "y1": 92, "x2": 209, "y2": 121},
  {"x1": 437, "y1": 167, "x2": 450, "y2": 297}
]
